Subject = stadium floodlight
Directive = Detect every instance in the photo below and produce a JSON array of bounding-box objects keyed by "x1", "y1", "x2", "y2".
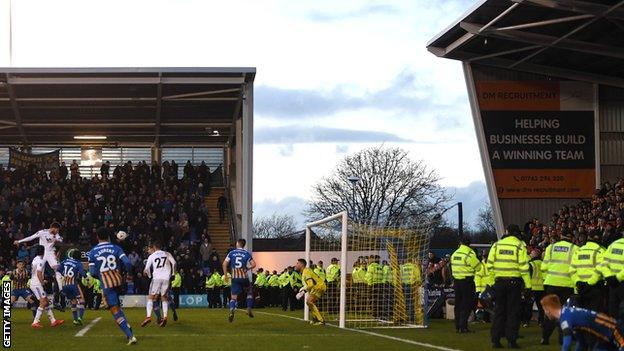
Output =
[
  {"x1": 74, "y1": 135, "x2": 107, "y2": 140},
  {"x1": 305, "y1": 211, "x2": 429, "y2": 329}
]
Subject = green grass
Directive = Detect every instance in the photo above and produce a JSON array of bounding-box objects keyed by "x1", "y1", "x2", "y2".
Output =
[{"x1": 6, "y1": 307, "x2": 563, "y2": 351}]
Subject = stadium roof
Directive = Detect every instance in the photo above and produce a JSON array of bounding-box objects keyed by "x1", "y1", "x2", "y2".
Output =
[
  {"x1": 427, "y1": 0, "x2": 624, "y2": 87},
  {"x1": 0, "y1": 67, "x2": 256, "y2": 147}
]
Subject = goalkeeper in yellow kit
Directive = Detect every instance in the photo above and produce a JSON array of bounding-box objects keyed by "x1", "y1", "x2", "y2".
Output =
[{"x1": 295, "y1": 258, "x2": 326, "y2": 325}]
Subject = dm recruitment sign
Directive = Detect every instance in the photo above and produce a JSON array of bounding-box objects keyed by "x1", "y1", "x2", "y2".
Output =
[{"x1": 476, "y1": 81, "x2": 595, "y2": 199}]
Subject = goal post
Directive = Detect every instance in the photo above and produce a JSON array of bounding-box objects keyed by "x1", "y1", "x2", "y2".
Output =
[
  {"x1": 304, "y1": 211, "x2": 348, "y2": 327},
  {"x1": 304, "y1": 211, "x2": 430, "y2": 329}
]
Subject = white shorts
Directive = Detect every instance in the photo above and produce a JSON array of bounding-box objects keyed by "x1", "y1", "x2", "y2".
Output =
[
  {"x1": 43, "y1": 252, "x2": 59, "y2": 268},
  {"x1": 149, "y1": 279, "x2": 170, "y2": 296},
  {"x1": 31, "y1": 284, "x2": 47, "y2": 300}
]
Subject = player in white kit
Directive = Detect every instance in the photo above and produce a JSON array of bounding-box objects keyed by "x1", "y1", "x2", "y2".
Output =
[
  {"x1": 30, "y1": 245, "x2": 64, "y2": 328},
  {"x1": 14, "y1": 222, "x2": 65, "y2": 298},
  {"x1": 141, "y1": 241, "x2": 176, "y2": 328}
]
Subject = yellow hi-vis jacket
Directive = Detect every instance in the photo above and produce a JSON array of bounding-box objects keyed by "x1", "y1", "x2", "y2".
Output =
[
  {"x1": 313, "y1": 267, "x2": 326, "y2": 282},
  {"x1": 602, "y1": 238, "x2": 624, "y2": 281},
  {"x1": 486, "y1": 235, "x2": 531, "y2": 288},
  {"x1": 326, "y1": 264, "x2": 340, "y2": 283},
  {"x1": 352, "y1": 266, "x2": 366, "y2": 284},
  {"x1": 570, "y1": 241, "x2": 606, "y2": 286},
  {"x1": 474, "y1": 260, "x2": 488, "y2": 293},
  {"x1": 400, "y1": 263, "x2": 421, "y2": 285},
  {"x1": 268, "y1": 274, "x2": 280, "y2": 287},
  {"x1": 451, "y1": 244, "x2": 481, "y2": 280},
  {"x1": 222, "y1": 273, "x2": 232, "y2": 287},
  {"x1": 542, "y1": 240, "x2": 577, "y2": 288},
  {"x1": 529, "y1": 259, "x2": 544, "y2": 291},
  {"x1": 171, "y1": 272, "x2": 182, "y2": 288}
]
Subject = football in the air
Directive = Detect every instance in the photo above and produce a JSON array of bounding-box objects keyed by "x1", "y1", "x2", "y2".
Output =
[{"x1": 116, "y1": 230, "x2": 128, "y2": 241}]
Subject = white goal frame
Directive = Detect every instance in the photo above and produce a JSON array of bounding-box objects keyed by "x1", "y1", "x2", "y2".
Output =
[{"x1": 304, "y1": 211, "x2": 348, "y2": 328}]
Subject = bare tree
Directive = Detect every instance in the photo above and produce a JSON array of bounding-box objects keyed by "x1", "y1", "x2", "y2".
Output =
[
  {"x1": 253, "y1": 213, "x2": 298, "y2": 238},
  {"x1": 476, "y1": 204, "x2": 496, "y2": 235},
  {"x1": 306, "y1": 146, "x2": 449, "y2": 228}
]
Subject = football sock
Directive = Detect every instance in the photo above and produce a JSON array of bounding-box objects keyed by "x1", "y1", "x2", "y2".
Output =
[
  {"x1": 78, "y1": 303, "x2": 85, "y2": 318},
  {"x1": 113, "y1": 310, "x2": 133, "y2": 338},
  {"x1": 229, "y1": 299, "x2": 236, "y2": 311},
  {"x1": 162, "y1": 301, "x2": 168, "y2": 318},
  {"x1": 46, "y1": 306, "x2": 56, "y2": 323},
  {"x1": 34, "y1": 307, "x2": 43, "y2": 323},
  {"x1": 54, "y1": 272, "x2": 64, "y2": 293},
  {"x1": 71, "y1": 303, "x2": 78, "y2": 320},
  {"x1": 246, "y1": 295, "x2": 254, "y2": 310},
  {"x1": 146, "y1": 299, "x2": 153, "y2": 318},
  {"x1": 310, "y1": 303, "x2": 324, "y2": 322}
]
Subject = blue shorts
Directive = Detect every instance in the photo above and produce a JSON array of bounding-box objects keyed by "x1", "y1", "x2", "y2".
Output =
[
  {"x1": 231, "y1": 278, "x2": 251, "y2": 296},
  {"x1": 11, "y1": 288, "x2": 32, "y2": 300},
  {"x1": 62, "y1": 285, "x2": 83, "y2": 300},
  {"x1": 102, "y1": 286, "x2": 122, "y2": 307}
]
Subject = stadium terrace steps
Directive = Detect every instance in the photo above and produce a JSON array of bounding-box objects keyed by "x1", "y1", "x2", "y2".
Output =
[{"x1": 205, "y1": 187, "x2": 231, "y2": 257}]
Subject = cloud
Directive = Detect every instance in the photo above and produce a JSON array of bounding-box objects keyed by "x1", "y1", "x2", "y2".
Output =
[
  {"x1": 336, "y1": 145, "x2": 349, "y2": 154},
  {"x1": 278, "y1": 144, "x2": 295, "y2": 157},
  {"x1": 308, "y1": 4, "x2": 399, "y2": 22},
  {"x1": 255, "y1": 70, "x2": 460, "y2": 121},
  {"x1": 255, "y1": 126, "x2": 410, "y2": 144},
  {"x1": 444, "y1": 181, "x2": 489, "y2": 226},
  {"x1": 253, "y1": 196, "x2": 309, "y2": 227}
]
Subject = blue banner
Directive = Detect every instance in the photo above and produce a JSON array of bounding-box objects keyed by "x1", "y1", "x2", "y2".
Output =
[{"x1": 179, "y1": 294, "x2": 208, "y2": 308}]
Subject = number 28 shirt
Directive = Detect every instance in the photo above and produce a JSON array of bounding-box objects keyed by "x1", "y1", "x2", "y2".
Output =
[{"x1": 87, "y1": 242, "x2": 132, "y2": 289}]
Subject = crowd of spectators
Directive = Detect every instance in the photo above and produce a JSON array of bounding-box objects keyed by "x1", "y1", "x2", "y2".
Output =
[
  {"x1": 522, "y1": 180, "x2": 624, "y2": 253},
  {"x1": 0, "y1": 159, "x2": 228, "y2": 296}
]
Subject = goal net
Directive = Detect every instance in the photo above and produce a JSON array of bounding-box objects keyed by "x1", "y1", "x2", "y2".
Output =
[{"x1": 304, "y1": 211, "x2": 430, "y2": 329}]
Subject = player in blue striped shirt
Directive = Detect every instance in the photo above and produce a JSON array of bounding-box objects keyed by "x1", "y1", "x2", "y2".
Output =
[
  {"x1": 541, "y1": 294, "x2": 624, "y2": 351},
  {"x1": 58, "y1": 248, "x2": 86, "y2": 326},
  {"x1": 223, "y1": 239, "x2": 256, "y2": 323},
  {"x1": 87, "y1": 227, "x2": 137, "y2": 345}
]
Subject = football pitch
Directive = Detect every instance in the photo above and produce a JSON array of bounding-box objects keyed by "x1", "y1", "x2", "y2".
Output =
[{"x1": 7, "y1": 308, "x2": 562, "y2": 351}]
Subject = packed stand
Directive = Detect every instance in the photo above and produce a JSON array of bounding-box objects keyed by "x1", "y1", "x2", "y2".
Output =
[{"x1": 0, "y1": 159, "x2": 228, "y2": 308}]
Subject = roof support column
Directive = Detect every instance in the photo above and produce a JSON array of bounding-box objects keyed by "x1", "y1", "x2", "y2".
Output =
[
  {"x1": 151, "y1": 146, "x2": 162, "y2": 165},
  {"x1": 241, "y1": 81, "x2": 253, "y2": 252},
  {"x1": 5, "y1": 74, "x2": 28, "y2": 146},
  {"x1": 154, "y1": 73, "x2": 163, "y2": 147}
]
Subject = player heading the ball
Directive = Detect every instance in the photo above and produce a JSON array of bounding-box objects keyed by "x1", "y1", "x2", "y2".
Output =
[{"x1": 14, "y1": 222, "x2": 65, "y2": 301}]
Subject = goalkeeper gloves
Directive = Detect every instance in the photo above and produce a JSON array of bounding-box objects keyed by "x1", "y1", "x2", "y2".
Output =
[{"x1": 296, "y1": 286, "x2": 307, "y2": 300}]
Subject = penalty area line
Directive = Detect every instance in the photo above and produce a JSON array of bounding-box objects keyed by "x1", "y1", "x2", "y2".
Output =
[
  {"x1": 75, "y1": 317, "x2": 102, "y2": 337},
  {"x1": 255, "y1": 311, "x2": 462, "y2": 351}
]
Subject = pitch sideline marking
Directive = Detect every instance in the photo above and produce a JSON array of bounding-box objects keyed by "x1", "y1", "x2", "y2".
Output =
[
  {"x1": 256, "y1": 311, "x2": 462, "y2": 351},
  {"x1": 75, "y1": 317, "x2": 102, "y2": 337},
  {"x1": 81, "y1": 333, "x2": 345, "y2": 337}
]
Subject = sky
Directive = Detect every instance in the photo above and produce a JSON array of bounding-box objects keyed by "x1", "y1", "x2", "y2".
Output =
[{"x1": 0, "y1": 0, "x2": 488, "y2": 227}]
